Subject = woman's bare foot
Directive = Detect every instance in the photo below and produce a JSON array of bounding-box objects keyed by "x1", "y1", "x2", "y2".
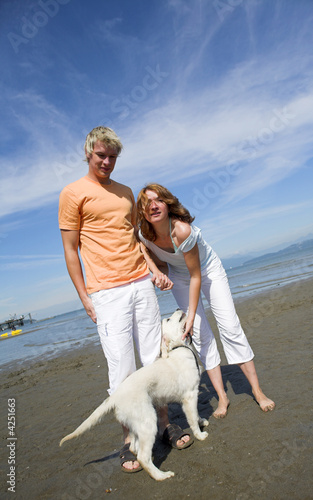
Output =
[
  {"x1": 213, "y1": 395, "x2": 230, "y2": 419},
  {"x1": 253, "y1": 389, "x2": 275, "y2": 412},
  {"x1": 238, "y1": 361, "x2": 275, "y2": 412}
]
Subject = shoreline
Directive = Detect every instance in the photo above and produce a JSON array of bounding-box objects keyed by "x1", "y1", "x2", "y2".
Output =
[
  {"x1": 1, "y1": 275, "x2": 312, "y2": 377},
  {"x1": 1, "y1": 277, "x2": 312, "y2": 499}
]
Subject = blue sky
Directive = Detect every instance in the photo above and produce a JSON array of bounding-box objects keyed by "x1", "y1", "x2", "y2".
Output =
[{"x1": 1, "y1": 0, "x2": 313, "y2": 321}]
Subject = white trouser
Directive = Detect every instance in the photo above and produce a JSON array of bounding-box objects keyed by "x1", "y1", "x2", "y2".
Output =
[
  {"x1": 169, "y1": 257, "x2": 254, "y2": 370},
  {"x1": 91, "y1": 275, "x2": 161, "y2": 395}
]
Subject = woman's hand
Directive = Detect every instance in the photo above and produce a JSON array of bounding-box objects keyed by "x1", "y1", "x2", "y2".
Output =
[
  {"x1": 139, "y1": 242, "x2": 173, "y2": 290},
  {"x1": 151, "y1": 272, "x2": 173, "y2": 290},
  {"x1": 182, "y1": 315, "x2": 194, "y2": 340}
]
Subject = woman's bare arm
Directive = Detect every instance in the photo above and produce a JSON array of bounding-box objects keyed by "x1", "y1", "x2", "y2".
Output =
[{"x1": 139, "y1": 242, "x2": 173, "y2": 291}]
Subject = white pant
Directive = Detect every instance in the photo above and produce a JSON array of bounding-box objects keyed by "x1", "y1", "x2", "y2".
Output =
[
  {"x1": 169, "y1": 257, "x2": 254, "y2": 370},
  {"x1": 91, "y1": 276, "x2": 161, "y2": 395}
]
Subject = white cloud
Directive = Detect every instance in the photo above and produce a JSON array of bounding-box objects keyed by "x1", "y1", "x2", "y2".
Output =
[
  {"x1": 199, "y1": 200, "x2": 313, "y2": 255},
  {"x1": 1, "y1": 1, "x2": 312, "y2": 223},
  {"x1": 1, "y1": 75, "x2": 312, "y2": 218},
  {"x1": 0, "y1": 254, "x2": 64, "y2": 271},
  {"x1": 1, "y1": 0, "x2": 312, "y2": 321}
]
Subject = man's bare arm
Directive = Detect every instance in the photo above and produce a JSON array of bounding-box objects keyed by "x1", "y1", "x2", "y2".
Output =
[{"x1": 60, "y1": 229, "x2": 97, "y2": 323}]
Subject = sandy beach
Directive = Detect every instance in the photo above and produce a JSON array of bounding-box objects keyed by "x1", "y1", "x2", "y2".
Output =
[{"x1": 1, "y1": 278, "x2": 313, "y2": 500}]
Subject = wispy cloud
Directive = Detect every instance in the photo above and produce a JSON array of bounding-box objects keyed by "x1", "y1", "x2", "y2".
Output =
[
  {"x1": 1, "y1": 0, "x2": 312, "y2": 319},
  {"x1": 117, "y1": 68, "x2": 313, "y2": 198},
  {"x1": 1, "y1": 0, "x2": 312, "y2": 222},
  {"x1": 1, "y1": 51, "x2": 313, "y2": 219},
  {"x1": 1, "y1": 1, "x2": 312, "y2": 222},
  {"x1": 200, "y1": 200, "x2": 313, "y2": 254},
  {"x1": 0, "y1": 254, "x2": 64, "y2": 271}
]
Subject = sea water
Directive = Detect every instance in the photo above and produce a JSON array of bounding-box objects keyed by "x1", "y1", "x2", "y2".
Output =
[{"x1": 1, "y1": 245, "x2": 312, "y2": 370}]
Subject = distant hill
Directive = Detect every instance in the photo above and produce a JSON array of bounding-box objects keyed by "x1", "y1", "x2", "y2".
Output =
[
  {"x1": 221, "y1": 254, "x2": 257, "y2": 270},
  {"x1": 221, "y1": 236, "x2": 313, "y2": 270},
  {"x1": 244, "y1": 239, "x2": 313, "y2": 266},
  {"x1": 257, "y1": 233, "x2": 313, "y2": 254}
]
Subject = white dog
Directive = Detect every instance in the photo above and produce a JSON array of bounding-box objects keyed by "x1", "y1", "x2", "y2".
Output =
[{"x1": 60, "y1": 309, "x2": 209, "y2": 481}]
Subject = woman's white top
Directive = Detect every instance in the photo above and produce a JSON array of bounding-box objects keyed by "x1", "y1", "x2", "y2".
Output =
[{"x1": 138, "y1": 222, "x2": 217, "y2": 277}]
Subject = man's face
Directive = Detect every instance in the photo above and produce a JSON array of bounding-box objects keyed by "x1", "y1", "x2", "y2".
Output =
[{"x1": 87, "y1": 141, "x2": 118, "y2": 184}]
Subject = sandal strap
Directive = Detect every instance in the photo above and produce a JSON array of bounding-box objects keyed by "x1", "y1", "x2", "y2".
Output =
[
  {"x1": 162, "y1": 424, "x2": 193, "y2": 449},
  {"x1": 120, "y1": 443, "x2": 143, "y2": 473},
  {"x1": 120, "y1": 443, "x2": 135, "y2": 463}
]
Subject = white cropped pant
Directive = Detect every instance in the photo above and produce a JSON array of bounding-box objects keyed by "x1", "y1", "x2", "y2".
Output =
[
  {"x1": 90, "y1": 275, "x2": 161, "y2": 395},
  {"x1": 169, "y1": 256, "x2": 254, "y2": 371}
]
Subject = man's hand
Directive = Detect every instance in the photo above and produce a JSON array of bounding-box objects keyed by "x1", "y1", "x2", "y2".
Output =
[
  {"x1": 81, "y1": 296, "x2": 97, "y2": 323},
  {"x1": 151, "y1": 272, "x2": 173, "y2": 291}
]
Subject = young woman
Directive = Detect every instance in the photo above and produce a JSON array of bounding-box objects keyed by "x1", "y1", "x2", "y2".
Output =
[{"x1": 137, "y1": 183, "x2": 275, "y2": 417}]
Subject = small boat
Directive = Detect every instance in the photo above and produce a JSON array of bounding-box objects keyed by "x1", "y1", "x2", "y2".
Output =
[
  {"x1": 0, "y1": 329, "x2": 22, "y2": 340},
  {"x1": 11, "y1": 329, "x2": 23, "y2": 336}
]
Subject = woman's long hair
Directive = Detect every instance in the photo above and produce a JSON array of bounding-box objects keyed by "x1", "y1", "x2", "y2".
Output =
[{"x1": 137, "y1": 183, "x2": 195, "y2": 241}]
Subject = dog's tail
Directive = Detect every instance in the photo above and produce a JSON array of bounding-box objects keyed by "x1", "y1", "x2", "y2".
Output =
[{"x1": 59, "y1": 396, "x2": 115, "y2": 447}]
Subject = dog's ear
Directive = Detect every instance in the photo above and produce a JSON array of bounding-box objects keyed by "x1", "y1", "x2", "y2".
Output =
[
  {"x1": 161, "y1": 336, "x2": 169, "y2": 358},
  {"x1": 161, "y1": 319, "x2": 169, "y2": 358}
]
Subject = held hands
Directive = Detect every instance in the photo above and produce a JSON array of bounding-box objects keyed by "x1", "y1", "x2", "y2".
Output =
[{"x1": 151, "y1": 272, "x2": 174, "y2": 291}]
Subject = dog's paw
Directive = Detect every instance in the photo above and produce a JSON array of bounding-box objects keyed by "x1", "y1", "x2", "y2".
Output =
[
  {"x1": 155, "y1": 470, "x2": 175, "y2": 481},
  {"x1": 194, "y1": 430, "x2": 208, "y2": 441},
  {"x1": 199, "y1": 418, "x2": 209, "y2": 428}
]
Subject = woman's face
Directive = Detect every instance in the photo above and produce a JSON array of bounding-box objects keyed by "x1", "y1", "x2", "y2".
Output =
[{"x1": 144, "y1": 190, "x2": 169, "y2": 224}]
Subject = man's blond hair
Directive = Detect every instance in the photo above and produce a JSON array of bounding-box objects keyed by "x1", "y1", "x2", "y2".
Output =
[{"x1": 84, "y1": 126, "x2": 123, "y2": 160}]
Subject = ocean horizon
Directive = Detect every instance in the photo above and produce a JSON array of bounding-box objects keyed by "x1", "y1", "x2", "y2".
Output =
[{"x1": 1, "y1": 244, "x2": 312, "y2": 371}]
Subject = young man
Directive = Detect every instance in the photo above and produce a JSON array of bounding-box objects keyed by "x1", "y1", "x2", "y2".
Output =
[{"x1": 58, "y1": 127, "x2": 191, "y2": 473}]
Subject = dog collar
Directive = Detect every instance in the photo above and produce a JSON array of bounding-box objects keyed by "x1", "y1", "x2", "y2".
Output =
[{"x1": 171, "y1": 345, "x2": 201, "y2": 376}]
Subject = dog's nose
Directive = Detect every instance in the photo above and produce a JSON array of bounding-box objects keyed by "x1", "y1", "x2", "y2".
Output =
[
  {"x1": 185, "y1": 332, "x2": 192, "y2": 345},
  {"x1": 179, "y1": 311, "x2": 186, "y2": 322}
]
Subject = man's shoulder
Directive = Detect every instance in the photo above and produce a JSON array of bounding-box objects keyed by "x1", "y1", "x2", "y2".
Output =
[
  {"x1": 61, "y1": 176, "x2": 89, "y2": 193},
  {"x1": 60, "y1": 177, "x2": 98, "y2": 202},
  {"x1": 111, "y1": 180, "x2": 134, "y2": 196},
  {"x1": 60, "y1": 177, "x2": 134, "y2": 199},
  {"x1": 111, "y1": 179, "x2": 133, "y2": 191}
]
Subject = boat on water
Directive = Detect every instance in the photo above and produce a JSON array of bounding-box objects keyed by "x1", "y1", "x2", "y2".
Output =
[
  {"x1": 0, "y1": 313, "x2": 34, "y2": 340},
  {"x1": 0, "y1": 329, "x2": 23, "y2": 340}
]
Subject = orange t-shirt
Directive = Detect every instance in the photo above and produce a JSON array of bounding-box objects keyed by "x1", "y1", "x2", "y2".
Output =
[{"x1": 58, "y1": 176, "x2": 149, "y2": 293}]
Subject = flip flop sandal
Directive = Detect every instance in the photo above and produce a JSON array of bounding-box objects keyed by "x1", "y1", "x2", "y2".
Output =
[
  {"x1": 120, "y1": 443, "x2": 143, "y2": 473},
  {"x1": 162, "y1": 424, "x2": 194, "y2": 450}
]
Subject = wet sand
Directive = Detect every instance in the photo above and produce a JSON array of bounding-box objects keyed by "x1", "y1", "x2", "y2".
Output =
[{"x1": 1, "y1": 278, "x2": 313, "y2": 499}]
